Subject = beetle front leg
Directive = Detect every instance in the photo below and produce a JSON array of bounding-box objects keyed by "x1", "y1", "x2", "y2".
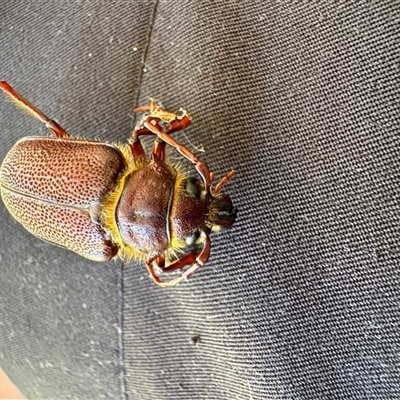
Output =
[
  {"x1": 146, "y1": 257, "x2": 165, "y2": 286},
  {"x1": 161, "y1": 252, "x2": 197, "y2": 273},
  {"x1": 147, "y1": 234, "x2": 211, "y2": 287},
  {"x1": 0, "y1": 81, "x2": 70, "y2": 138}
]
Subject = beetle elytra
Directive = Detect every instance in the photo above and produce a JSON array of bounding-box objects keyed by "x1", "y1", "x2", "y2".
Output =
[{"x1": 0, "y1": 81, "x2": 236, "y2": 286}]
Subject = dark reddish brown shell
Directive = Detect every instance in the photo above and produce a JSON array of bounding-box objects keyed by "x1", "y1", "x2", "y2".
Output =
[
  {"x1": 116, "y1": 159, "x2": 176, "y2": 257},
  {"x1": 0, "y1": 137, "x2": 127, "y2": 260}
]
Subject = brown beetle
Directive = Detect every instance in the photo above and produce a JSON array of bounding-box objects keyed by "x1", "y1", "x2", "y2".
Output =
[{"x1": 0, "y1": 81, "x2": 236, "y2": 286}]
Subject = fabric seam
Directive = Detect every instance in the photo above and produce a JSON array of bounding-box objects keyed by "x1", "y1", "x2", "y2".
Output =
[
  {"x1": 133, "y1": 0, "x2": 159, "y2": 122},
  {"x1": 120, "y1": 2, "x2": 159, "y2": 398}
]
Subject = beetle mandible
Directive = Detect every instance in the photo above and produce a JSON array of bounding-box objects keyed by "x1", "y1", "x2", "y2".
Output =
[{"x1": 0, "y1": 81, "x2": 236, "y2": 286}]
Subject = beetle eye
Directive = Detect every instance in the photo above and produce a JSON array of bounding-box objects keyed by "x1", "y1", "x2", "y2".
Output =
[
  {"x1": 186, "y1": 231, "x2": 200, "y2": 245},
  {"x1": 186, "y1": 177, "x2": 201, "y2": 197}
]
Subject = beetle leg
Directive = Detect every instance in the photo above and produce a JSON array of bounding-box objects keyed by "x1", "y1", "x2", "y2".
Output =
[
  {"x1": 134, "y1": 99, "x2": 192, "y2": 134},
  {"x1": 129, "y1": 120, "x2": 164, "y2": 161},
  {"x1": 213, "y1": 169, "x2": 235, "y2": 193},
  {"x1": 129, "y1": 118, "x2": 167, "y2": 160},
  {"x1": 148, "y1": 234, "x2": 211, "y2": 287},
  {"x1": 134, "y1": 97, "x2": 156, "y2": 113},
  {"x1": 132, "y1": 101, "x2": 192, "y2": 161},
  {"x1": 152, "y1": 138, "x2": 166, "y2": 160},
  {"x1": 164, "y1": 112, "x2": 191, "y2": 134},
  {"x1": 161, "y1": 253, "x2": 197, "y2": 272},
  {"x1": 146, "y1": 257, "x2": 165, "y2": 286},
  {"x1": 129, "y1": 138, "x2": 146, "y2": 160},
  {"x1": 0, "y1": 81, "x2": 70, "y2": 138},
  {"x1": 142, "y1": 119, "x2": 212, "y2": 190},
  {"x1": 131, "y1": 111, "x2": 191, "y2": 139}
]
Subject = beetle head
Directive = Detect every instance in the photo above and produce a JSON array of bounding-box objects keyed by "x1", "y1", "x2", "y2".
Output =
[
  {"x1": 209, "y1": 192, "x2": 237, "y2": 231},
  {"x1": 180, "y1": 176, "x2": 236, "y2": 233},
  {"x1": 169, "y1": 175, "x2": 236, "y2": 250}
]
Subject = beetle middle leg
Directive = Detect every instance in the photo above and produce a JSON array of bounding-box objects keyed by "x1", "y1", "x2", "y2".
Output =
[
  {"x1": 131, "y1": 102, "x2": 192, "y2": 161},
  {"x1": 132, "y1": 117, "x2": 212, "y2": 190},
  {"x1": 134, "y1": 98, "x2": 192, "y2": 135},
  {"x1": 0, "y1": 81, "x2": 70, "y2": 138}
]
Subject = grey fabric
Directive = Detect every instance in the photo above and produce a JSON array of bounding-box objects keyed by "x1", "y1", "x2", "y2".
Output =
[{"x1": 0, "y1": 1, "x2": 398, "y2": 399}]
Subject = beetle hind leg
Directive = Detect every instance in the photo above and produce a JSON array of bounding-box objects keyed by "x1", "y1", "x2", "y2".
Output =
[{"x1": 0, "y1": 81, "x2": 70, "y2": 138}]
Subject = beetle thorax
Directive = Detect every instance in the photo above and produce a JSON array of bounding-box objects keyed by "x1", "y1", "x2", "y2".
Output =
[
  {"x1": 116, "y1": 160, "x2": 176, "y2": 257},
  {"x1": 115, "y1": 158, "x2": 212, "y2": 260}
]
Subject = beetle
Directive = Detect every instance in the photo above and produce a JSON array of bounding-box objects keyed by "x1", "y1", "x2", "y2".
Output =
[{"x1": 0, "y1": 81, "x2": 236, "y2": 286}]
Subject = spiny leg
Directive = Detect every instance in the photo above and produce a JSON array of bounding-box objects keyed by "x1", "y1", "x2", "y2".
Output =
[
  {"x1": 131, "y1": 100, "x2": 192, "y2": 161},
  {"x1": 143, "y1": 119, "x2": 212, "y2": 189},
  {"x1": 148, "y1": 112, "x2": 193, "y2": 160},
  {"x1": 161, "y1": 253, "x2": 197, "y2": 273},
  {"x1": 214, "y1": 169, "x2": 235, "y2": 193},
  {"x1": 0, "y1": 81, "x2": 70, "y2": 138},
  {"x1": 147, "y1": 234, "x2": 211, "y2": 287},
  {"x1": 134, "y1": 98, "x2": 191, "y2": 132},
  {"x1": 129, "y1": 136, "x2": 146, "y2": 160}
]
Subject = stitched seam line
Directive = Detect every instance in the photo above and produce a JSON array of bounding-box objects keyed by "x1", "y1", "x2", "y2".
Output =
[{"x1": 133, "y1": 0, "x2": 159, "y2": 120}]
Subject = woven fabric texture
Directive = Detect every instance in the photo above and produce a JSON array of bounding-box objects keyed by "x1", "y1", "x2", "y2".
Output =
[{"x1": 0, "y1": 1, "x2": 398, "y2": 399}]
